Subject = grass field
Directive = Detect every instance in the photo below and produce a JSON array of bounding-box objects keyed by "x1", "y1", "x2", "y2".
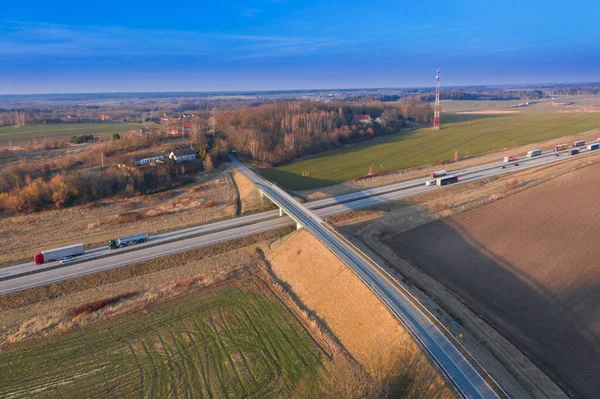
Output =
[
  {"x1": 0, "y1": 284, "x2": 322, "y2": 398},
  {"x1": 0, "y1": 122, "x2": 140, "y2": 144},
  {"x1": 261, "y1": 111, "x2": 600, "y2": 190}
]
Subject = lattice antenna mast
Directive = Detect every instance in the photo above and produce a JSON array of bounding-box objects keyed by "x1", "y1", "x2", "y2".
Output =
[{"x1": 433, "y1": 69, "x2": 441, "y2": 130}]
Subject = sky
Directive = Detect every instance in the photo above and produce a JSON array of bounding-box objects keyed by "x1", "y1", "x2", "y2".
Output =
[{"x1": 0, "y1": 0, "x2": 598, "y2": 94}]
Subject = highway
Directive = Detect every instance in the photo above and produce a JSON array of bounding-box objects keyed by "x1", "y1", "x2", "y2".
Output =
[
  {"x1": 230, "y1": 156, "x2": 500, "y2": 399},
  {"x1": 1, "y1": 142, "x2": 598, "y2": 294}
]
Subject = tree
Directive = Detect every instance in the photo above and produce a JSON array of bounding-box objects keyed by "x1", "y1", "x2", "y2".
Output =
[
  {"x1": 50, "y1": 174, "x2": 78, "y2": 207},
  {"x1": 203, "y1": 153, "x2": 214, "y2": 172},
  {"x1": 112, "y1": 133, "x2": 121, "y2": 141}
]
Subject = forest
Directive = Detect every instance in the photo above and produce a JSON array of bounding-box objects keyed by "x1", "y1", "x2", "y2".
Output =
[{"x1": 216, "y1": 100, "x2": 432, "y2": 164}]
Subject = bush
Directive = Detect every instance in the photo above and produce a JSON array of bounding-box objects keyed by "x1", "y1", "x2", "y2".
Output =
[
  {"x1": 70, "y1": 134, "x2": 96, "y2": 144},
  {"x1": 67, "y1": 291, "x2": 138, "y2": 318}
]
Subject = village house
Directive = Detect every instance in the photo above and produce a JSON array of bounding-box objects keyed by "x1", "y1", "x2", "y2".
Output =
[
  {"x1": 169, "y1": 148, "x2": 198, "y2": 163},
  {"x1": 354, "y1": 114, "x2": 373, "y2": 124}
]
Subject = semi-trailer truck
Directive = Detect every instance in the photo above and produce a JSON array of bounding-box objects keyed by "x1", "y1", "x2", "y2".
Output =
[
  {"x1": 527, "y1": 149, "x2": 542, "y2": 157},
  {"x1": 573, "y1": 140, "x2": 586, "y2": 148},
  {"x1": 436, "y1": 175, "x2": 458, "y2": 186},
  {"x1": 108, "y1": 233, "x2": 149, "y2": 249},
  {"x1": 587, "y1": 143, "x2": 599, "y2": 151},
  {"x1": 568, "y1": 148, "x2": 580, "y2": 155},
  {"x1": 554, "y1": 144, "x2": 568, "y2": 152},
  {"x1": 431, "y1": 170, "x2": 447, "y2": 178},
  {"x1": 34, "y1": 243, "x2": 85, "y2": 265}
]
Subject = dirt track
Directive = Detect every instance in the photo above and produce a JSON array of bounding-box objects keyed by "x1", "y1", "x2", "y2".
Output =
[{"x1": 388, "y1": 164, "x2": 600, "y2": 398}]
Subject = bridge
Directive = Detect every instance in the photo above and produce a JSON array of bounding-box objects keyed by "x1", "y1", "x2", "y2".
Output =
[{"x1": 229, "y1": 155, "x2": 500, "y2": 399}]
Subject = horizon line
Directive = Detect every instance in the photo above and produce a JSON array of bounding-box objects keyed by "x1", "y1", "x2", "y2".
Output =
[{"x1": 1, "y1": 80, "x2": 599, "y2": 97}]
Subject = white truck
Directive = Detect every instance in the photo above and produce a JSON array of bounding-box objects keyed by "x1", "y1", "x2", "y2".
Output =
[
  {"x1": 109, "y1": 233, "x2": 149, "y2": 249},
  {"x1": 526, "y1": 149, "x2": 542, "y2": 157},
  {"x1": 34, "y1": 243, "x2": 85, "y2": 265}
]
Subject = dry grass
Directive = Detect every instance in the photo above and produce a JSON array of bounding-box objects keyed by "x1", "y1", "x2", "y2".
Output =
[
  {"x1": 0, "y1": 225, "x2": 294, "y2": 313},
  {"x1": 67, "y1": 291, "x2": 139, "y2": 317},
  {"x1": 267, "y1": 229, "x2": 456, "y2": 397},
  {"x1": 0, "y1": 170, "x2": 237, "y2": 265},
  {"x1": 232, "y1": 169, "x2": 272, "y2": 213}
]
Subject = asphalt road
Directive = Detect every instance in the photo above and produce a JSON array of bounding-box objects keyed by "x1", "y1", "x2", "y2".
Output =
[
  {"x1": 231, "y1": 156, "x2": 500, "y2": 399},
  {"x1": 1, "y1": 142, "x2": 598, "y2": 293}
]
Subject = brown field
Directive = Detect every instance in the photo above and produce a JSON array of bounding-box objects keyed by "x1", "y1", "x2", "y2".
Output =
[
  {"x1": 387, "y1": 164, "x2": 600, "y2": 398},
  {"x1": 267, "y1": 229, "x2": 457, "y2": 398}
]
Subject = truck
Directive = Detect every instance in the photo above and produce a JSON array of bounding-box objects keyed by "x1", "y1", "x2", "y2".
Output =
[
  {"x1": 108, "y1": 233, "x2": 149, "y2": 249},
  {"x1": 554, "y1": 144, "x2": 568, "y2": 152},
  {"x1": 503, "y1": 156, "x2": 517, "y2": 162},
  {"x1": 436, "y1": 175, "x2": 458, "y2": 186},
  {"x1": 527, "y1": 149, "x2": 542, "y2": 157},
  {"x1": 431, "y1": 170, "x2": 447, "y2": 178},
  {"x1": 34, "y1": 243, "x2": 85, "y2": 265},
  {"x1": 572, "y1": 140, "x2": 586, "y2": 148},
  {"x1": 587, "y1": 143, "x2": 599, "y2": 151},
  {"x1": 568, "y1": 148, "x2": 580, "y2": 155}
]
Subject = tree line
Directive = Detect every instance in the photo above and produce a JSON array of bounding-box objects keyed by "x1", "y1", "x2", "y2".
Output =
[
  {"x1": 419, "y1": 89, "x2": 544, "y2": 102},
  {"x1": 216, "y1": 100, "x2": 432, "y2": 164}
]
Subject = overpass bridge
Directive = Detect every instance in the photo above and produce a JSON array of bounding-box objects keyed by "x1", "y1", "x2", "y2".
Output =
[{"x1": 229, "y1": 155, "x2": 500, "y2": 399}]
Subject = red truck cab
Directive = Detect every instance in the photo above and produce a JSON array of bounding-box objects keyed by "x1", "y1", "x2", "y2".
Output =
[{"x1": 34, "y1": 253, "x2": 45, "y2": 265}]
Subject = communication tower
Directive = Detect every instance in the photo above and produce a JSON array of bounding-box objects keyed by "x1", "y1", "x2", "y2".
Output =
[{"x1": 433, "y1": 69, "x2": 441, "y2": 130}]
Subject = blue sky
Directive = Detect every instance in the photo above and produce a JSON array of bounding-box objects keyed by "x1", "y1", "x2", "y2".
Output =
[{"x1": 1, "y1": 0, "x2": 598, "y2": 94}]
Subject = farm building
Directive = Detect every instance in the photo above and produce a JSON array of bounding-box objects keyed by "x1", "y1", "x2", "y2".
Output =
[{"x1": 135, "y1": 155, "x2": 164, "y2": 166}]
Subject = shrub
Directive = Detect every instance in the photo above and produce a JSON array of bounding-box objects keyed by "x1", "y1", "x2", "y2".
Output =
[{"x1": 67, "y1": 291, "x2": 139, "y2": 318}]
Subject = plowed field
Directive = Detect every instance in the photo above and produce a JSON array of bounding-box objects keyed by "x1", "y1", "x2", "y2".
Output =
[{"x1": 388, "y1": 163, "x2": 600, "y2": 398}]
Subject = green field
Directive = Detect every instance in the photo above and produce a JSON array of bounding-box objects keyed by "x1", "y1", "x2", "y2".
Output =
[
  {"x1": 0, "y1": 122, "x2": 140, "y2": 143},
  {"x1": 0, "y1": 285, "x2": 322, "y2": 398},
  {"x1": 262, "y1": 111, "x2": 600, "y2": 190}
]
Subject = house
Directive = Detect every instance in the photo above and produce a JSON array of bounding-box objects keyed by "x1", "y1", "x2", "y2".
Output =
[
  {"x1": 100, "y1": 114, "x2": 111, "y2": 121},
  {"x1": 167, "y1": 126, "x2": 181, "y2": 136},
  {"x1": 183, "y1": 122, "x2": 192, "y2": 133},
  {"x1": 354, "y1": 114, "x2": 372, "y2": 124},
  {"x1": 140, "y1": 127, "x2": 153, "y2": 135},
  {"x1": 374, "y1": 117, "x2": 384, "y2": 124},
  {"x1": 135, "y1": 155, "x2": 164, "y2": 166},
  {"x1": 169, "y1": 148, "x2": 198, "y2": 163}
]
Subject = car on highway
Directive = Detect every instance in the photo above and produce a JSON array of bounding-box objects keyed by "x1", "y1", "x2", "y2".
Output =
[
  {"x1": 60, "y1": 256, "x2": 75, "y2": 264},
  {"x1": 425, "y1": 180, "x2": 436, "y2": 186}
]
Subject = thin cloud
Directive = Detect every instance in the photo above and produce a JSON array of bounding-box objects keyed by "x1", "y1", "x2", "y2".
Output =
[
  {"x1": 483, "y1": 44, "x2": 539, "y2": 54},
  {"x1": 242, "y1": 8, "x2": 260, "y2": 17},
  {"x1": 0, "y1": 20, "x2": 356, "y2": 60}
]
